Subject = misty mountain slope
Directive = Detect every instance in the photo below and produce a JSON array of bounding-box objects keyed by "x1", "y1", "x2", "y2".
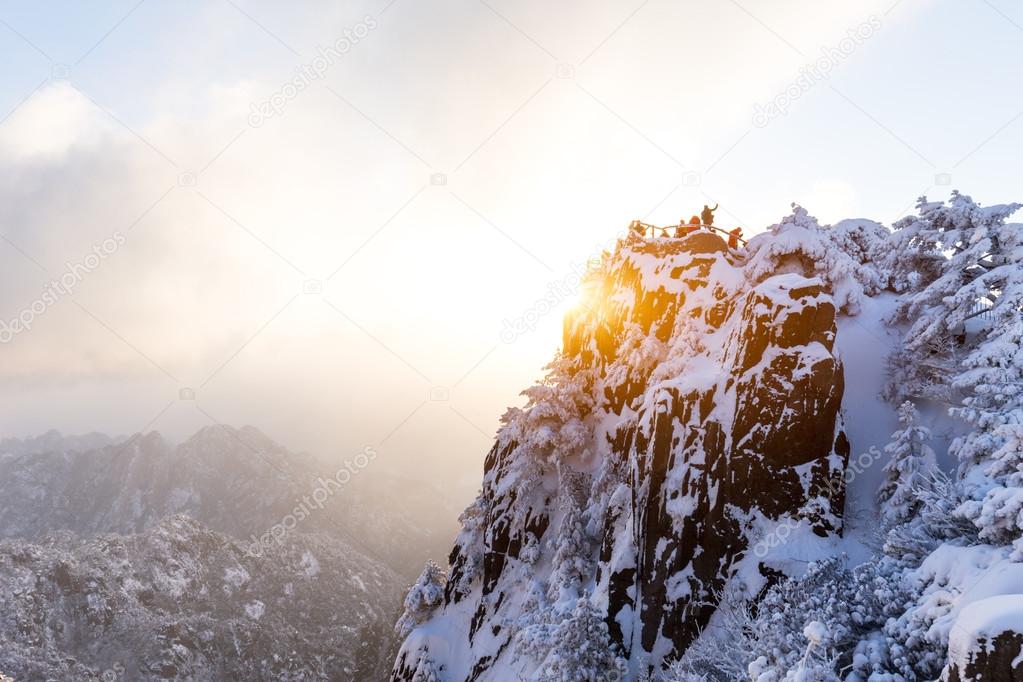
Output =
[
  {"x1": 0, "y1": 430, "x2": 123, "y2": 458},
  {"x1": 0, "y1": 424, "x2": 453, "y2": 578},
  {"x1": 0, "y1": 427, "x2": 296, "y2": 541},
  {"x1": 0, "y1": 425, "x2": 458, "y2": 679},
  {"x1": 393, "y1": 196, "x2": 1023, "y2": 681},
  {"x1": 0, "y1": 515, "x2": 401, "y2": 681}
]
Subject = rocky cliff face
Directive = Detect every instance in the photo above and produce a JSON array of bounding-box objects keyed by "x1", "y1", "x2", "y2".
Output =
[
  {"x1": 947, "y1": 595, "x2": 1023, "y2": 682},
  {"x1": 393, "y1": 229, "x2": 850, "y2": 679},
  {"x1": 948, "y1": 631, "x2": 1023, "y2": 682}
]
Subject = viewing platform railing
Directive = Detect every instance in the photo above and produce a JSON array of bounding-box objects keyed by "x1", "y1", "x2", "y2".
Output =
[{"x1": 630, "y1": 221, "x2": 747, "y2": 246}]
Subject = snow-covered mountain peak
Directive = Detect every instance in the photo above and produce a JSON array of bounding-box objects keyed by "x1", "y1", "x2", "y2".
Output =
[
  {"x1": 394, "y1": 194, "x2": 1023, "y2": 681},
  {"x1": 395, "y1": 221, "x2": 851, "y2": 679}
]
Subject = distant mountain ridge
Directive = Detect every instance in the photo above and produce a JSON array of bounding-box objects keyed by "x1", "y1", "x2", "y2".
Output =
[
  {"x1": 0, "y1": 423, "x2": 459, "y2": 681},
  {"x1": 0, "y1": 424, "x2": 456, "y2": 578},
  {"x1": 0, "y1": 429, "x2": 124, "y2": 457}
]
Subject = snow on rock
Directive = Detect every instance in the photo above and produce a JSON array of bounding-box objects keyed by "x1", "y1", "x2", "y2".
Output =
[
  {"x1": 394, "y1": 221, "x2": 850, "y2": 680},
  {"x1": 950, "y1": 596, "x2": 1023, "y2": 658},
  {"x1": 745, "y1": 205, "x2": 865, "y2": 314},
  {"x1": 392, "y1": 194, "x2": 1023, "y2": 681},
  {"x1": 301, "y1": 550, "x2": 321, "y2": 577}
]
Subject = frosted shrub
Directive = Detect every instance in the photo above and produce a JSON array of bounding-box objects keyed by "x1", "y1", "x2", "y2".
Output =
[
  {"x1": 396, "y1": 561, "x2": 447, "y2": 638},
  {"x1": 547, "y1": 502, "x2": 593, "y2": 603},
  {"x1": 668, "y1": 558, "x2": 908, "y2": 682}
]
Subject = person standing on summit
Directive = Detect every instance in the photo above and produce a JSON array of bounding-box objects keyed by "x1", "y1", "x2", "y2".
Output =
[
  {"x1": 701, "y1": 204, "x2": 718, "y2": 226},
  {"x1": 728, "y1": 226, "x2": 743, "y2": 248}
]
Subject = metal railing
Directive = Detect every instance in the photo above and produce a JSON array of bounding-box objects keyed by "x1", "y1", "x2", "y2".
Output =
[
  {"x1": 966, "y1": 299, "x2": 995, "y2": 322},
  {"x1": 628, "y1": 220, "x2": 747, "y2": 246}
]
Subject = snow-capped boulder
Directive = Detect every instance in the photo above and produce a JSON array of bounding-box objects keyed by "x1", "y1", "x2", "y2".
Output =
[{"x1": 947, "y1": 596, "x2": 1023, "y2": 682}]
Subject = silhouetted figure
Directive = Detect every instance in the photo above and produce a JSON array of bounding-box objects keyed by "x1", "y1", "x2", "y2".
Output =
[
  {"x1": 701, "y1": 204, "x2": 718, "y2": 226},
  {"x1": 674, "y1": 221, "x2": 686, "y2": 238},
  {"x1": 686, "y1": 216, "x2": 701, "y2": 235},
  {"x1": 728, "y1": 226, "x2": 743, "y2": 248},
  {"x1": 629, "y1": 219, "x2": 645, "y2": 238}
]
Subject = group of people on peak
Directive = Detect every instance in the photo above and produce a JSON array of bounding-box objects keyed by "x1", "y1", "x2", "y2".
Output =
[{"x1": 628, "y1": 204, "x2": 744, "y2": 248}]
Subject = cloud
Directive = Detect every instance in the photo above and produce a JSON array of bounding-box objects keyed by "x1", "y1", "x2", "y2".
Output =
[
  {"x1": 0, "y1": 83, "x2": 106, "y2": 161},
  {"x1": 0, "y1": 1, "x2": 926, "y2": 386},
  {"x1": 0, "y1": 0, "x2": 949, "y2": 478}
]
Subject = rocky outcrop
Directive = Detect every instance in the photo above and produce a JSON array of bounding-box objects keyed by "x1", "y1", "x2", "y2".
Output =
[
  {"x1": 395, "y1": 231, "x2": 849, "y2": 680},
  {"x1": 947, "y1": 630, "x2": 1023, "y2": 682},
  {"x1": 602, "y1": 274, "x2": 846, "y2": 664},
  {"x1": 947, "y1": 596, "x2": 1023, "y2": 682}
]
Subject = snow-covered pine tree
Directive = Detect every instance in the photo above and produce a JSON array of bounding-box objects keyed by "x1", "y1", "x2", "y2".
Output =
[
  {"x1": 934, "y1": 193, "x2": 1023, "y2": 555},
  {"x1": 502, "y1": 354, "x2": 596, "y2": 468},
  {"x1": 534, "y1": 598, "x2": 627, "y2": 682},
  {"x1": 396, "y1": 561, "x2": 447, "y2": 638},
  {"x1": 547, "y1": 494, "x2": 592, "y2": 604},
  {"x1": 879, "y1": 197, "x2": 949, "y2": 294},
  {"x1": 877, "y1": 401, "x2": 936, "y2": 526},
  {"x1": 495, "y1": 354, "x2": 598, "y2": 527},
  {"x1": 953, "y1": 320, "x2": 1023, "y2": 557},
  {"x1": 884, "y1": 192, "x2": 1022, "y2": 402},
  {"x1": 882, "y1": 469, "x2": 981, "y2": 564}
]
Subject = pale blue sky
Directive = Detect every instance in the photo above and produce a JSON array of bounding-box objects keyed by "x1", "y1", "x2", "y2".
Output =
[{"x1": 0, "y1": 0, "x2": 1020, "y2": 495}]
